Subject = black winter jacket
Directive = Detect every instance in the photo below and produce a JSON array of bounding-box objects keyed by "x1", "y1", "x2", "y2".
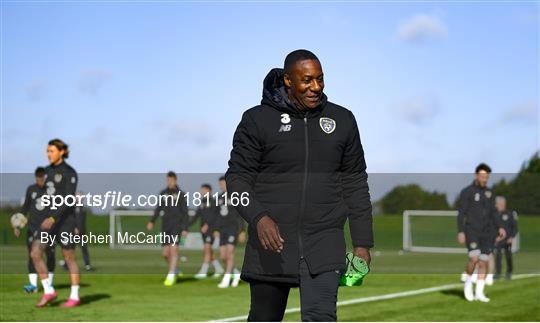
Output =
[{"x1": 226, "y1": 68, "x2": 373, "y2": 284}]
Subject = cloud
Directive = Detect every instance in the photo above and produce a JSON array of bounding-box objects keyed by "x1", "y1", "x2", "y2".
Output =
[
  {"x1": 397, "y1": 94, "x2": 440, "y2": 125},
  {"x1": 25, "y1": 80, "x2": 46, "y2": 101},
  {"x1": 78, "y1": 69, "x2": 112, "y2": 96},
  {"x1": 150, "y1": 119, "x2": 216, "y2": 147},
  {"x1": 397, "y1": 13, "x2": 447, "y2": 43},
  {"x1": 499, "y1": 101, "x2": 538, "y2": 126}
]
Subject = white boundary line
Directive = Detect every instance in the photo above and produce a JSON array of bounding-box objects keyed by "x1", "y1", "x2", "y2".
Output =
[{"x1": 211, "y1": 273, "x2": 540, "y2": 322}]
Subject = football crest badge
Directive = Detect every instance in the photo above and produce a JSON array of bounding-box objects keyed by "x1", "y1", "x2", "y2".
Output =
[{"x1": 319, "y1": 117, "x2": 336, "y2": 134}]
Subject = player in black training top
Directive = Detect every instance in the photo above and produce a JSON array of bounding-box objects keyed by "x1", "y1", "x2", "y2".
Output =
[
  {"x1": 146, "y1": 171, "x2": 189, "y2": 286},
  {"x1": 194, "y1": 183, "x2": 224, "y2": 279},
  {"x1": 14, "y1": 167, "x2": 56, "y2": 294},
  {"x1": 457, "y1": 163, "x2": 506, "y2": 303},
  {"x1": 34, "y1": 139, "x2": 81, "y2": 308},
  {"x1": 493, "y1": 196, "x2": 518, "y2": 280},
  {"x1": 216, "y1": 176, "x2": 246, "y2": 288}
]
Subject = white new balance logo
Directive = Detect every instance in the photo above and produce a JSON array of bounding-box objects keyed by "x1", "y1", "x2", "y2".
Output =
[{"x1": 279, "y1": 124, "x2": 292, "y2": 132}]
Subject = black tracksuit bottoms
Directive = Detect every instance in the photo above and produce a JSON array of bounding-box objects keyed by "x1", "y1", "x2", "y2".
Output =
[{"x1": 247, "y1": 259, "x2": 340, "y2": 322}]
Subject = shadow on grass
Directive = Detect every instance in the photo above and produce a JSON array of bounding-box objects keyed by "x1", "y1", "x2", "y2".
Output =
[
  {"x1": 440, "y1": 289, "x2": 465, "y2": 299},
  {"x1": 53, "y1": 283, "x2": 90, "y2": 289}
]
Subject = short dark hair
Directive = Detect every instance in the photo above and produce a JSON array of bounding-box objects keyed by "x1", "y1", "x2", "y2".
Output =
[
  {"x1": 48, "y1": 138, "x2": 69, "y2": 159},
  {"x1": 284, "y1": 49, "x2": 319, "y2": 74},
  {"x1": 167, "y1": 171, "x2": 177, "y2": 179},
  {"x1": 219, "y1": 175, "x2": 226, "y2": 182},
  {"x1": 475, "y1": 163, "x2": 492, "y2": 174},
  {"x1": 35, "y1": 167, "x2": 46, "y2": 178},
  {"x1": 201, "y1": 183, "x2": 212, "y2": 191}
]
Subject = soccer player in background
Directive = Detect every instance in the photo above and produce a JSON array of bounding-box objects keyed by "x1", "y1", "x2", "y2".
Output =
[
  {"x1": 146, "y1": 171, "x2": 189, "y2": 286},
  {"x1": 194, "y1": 183, "x2": 224, "y2": 279},
  {"x1": 494, "y1": 196, "x2": 518, "y2": 280},
  {"x1": 33, "y1": 139, "x2": 81, "y2": 307},
  {"x1": 14, "y1": 167, "x2": 56, "y2": 294},
  {"x1": 74, "y1": 192, "x2": 94, "y2": 271},
  {"x1": 457, "y1": 163, "x2": 506, "y2": 302},
  {"x1": 216, "y1": 176, "x2": 245, "y2": 288}
]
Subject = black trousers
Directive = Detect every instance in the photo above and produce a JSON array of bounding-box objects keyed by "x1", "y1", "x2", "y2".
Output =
[
  {"x1": 495, "y1": 242, "x2": 513, "y2": 275},
  {"x1": 247, "y1": 260, "x2": 340, "y2": 322}
]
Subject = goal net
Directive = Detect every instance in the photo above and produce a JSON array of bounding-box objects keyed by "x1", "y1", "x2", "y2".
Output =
[
  {"x1": 109, "y1": 210, "x2": 220, "y2": 250},
  {"x1": 403, "y1": 210, "x2": 519, "y2": 253}
]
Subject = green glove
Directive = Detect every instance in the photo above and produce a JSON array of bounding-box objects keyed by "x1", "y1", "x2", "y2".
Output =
[{"x1": 340, "y1": 252, "x2": 370, "y2": 287}]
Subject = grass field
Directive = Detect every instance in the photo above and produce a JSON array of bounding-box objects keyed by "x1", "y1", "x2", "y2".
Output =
[{"x1": 1, "y1": 214, "x2": 539, "y2": 321}]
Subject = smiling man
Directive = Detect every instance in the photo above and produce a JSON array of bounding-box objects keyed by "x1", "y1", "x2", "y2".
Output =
[{"x1": 226, "y1": 49, "x2": 373, "y2": 321}]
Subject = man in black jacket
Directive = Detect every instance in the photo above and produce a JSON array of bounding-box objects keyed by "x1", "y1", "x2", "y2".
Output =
[
  {"x1": 146, "y1": 171, "x2": 189, "y2": 286},
  {"x1": 457, "y1": 163, "x2": 506, "y2": 303},
  {"x1": 493, "y1": 196, "x2": 518, "y2": 280},
  {"x1": 15, "y1": 167, "x2": 56, "y2": 293},
  {"x1": 226, "y1": 49, "x2": 373, "y2": 321}
]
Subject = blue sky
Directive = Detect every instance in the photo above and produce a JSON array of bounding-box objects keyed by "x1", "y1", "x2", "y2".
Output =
[{"x1": 2, "y1": 1, "x2": 538, "y2": 174}]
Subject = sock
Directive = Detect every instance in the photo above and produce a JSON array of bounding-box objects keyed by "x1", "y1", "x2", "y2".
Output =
[
  {"x1": 233, "y1": 268, "x2": 240, "y2": 275},
  {"x1": 48, "y1": 272, "x2": 54, "y2": 285},
  {"x1": 199, "y1": 262, "x2": 209, "y2": 274},
  {"x1": 29, "y1": 273, "x2": 38, "y2": 287},
  {"x1": 221, "y1": 273, "x2": 232, "y2": 282},
  {"x1": 476, "y1": 279, "x2": 485, "y2": 296},
  {"x1": 486, "y1": 273, "x2": 493, "y2": 280},
  {"x1": 212, "y1": 260, "x2": 224, "y2": 272},
  {"x1": 465, "y1": 274, "x2": 472, "y2": 283},
  {"x1": 41, "y1": 278, "x2": 55, "y2": 294},
  {"x1": 70, "y1": 285, "x2": 80, "y2": 301},
  {"x1": 166, "y1": 273, "x2": 176, "y2": 280}
]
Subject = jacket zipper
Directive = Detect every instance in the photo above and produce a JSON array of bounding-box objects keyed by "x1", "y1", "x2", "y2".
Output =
[{"x1": 298, "y1": 115, "x2": 309, "y2": 260}]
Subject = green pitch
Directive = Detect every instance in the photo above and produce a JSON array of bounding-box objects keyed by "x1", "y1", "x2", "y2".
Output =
[{"x1": 1, "y1": 214, "x2": 539, "y2": 321}]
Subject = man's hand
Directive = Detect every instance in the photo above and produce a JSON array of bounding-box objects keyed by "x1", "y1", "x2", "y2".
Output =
[
  {"x1": 238, "y1": 231, "x2": 246, "y2": 244},
  {"x1": 146, "y1": 222, "x2": 154, "y2": 231},
  {"x1": 498, "y1": 228, "x2": 507, "y2": 241},
  {"x1": 457, "y1": 232, "x2": 466, "y2": 245},
  {"x1": 74, "y1": 228, "x2": 80, "y2": 235},
  {"x1": 353, "y1": 247, "x2": 371, "y2": 266},
  {"x1": 181, "y1": 230, "x2": 188, "y2": 237},
  {"x1": 507, "y1": 237, "x2": 513, "y2": 245},
  {"x1": 13, "y1": 228, "x2": 20, "y2": 238},
  {"x1": 256, "y1": 215, "x2": 284, "y2": 253},
  {"x1": 201, "y1": 223, "x2": 209, "y2": 234},
  {"x1": 213, "y1": 231, "x2": 220, "y2": 238},
  {"x1": 41, "y1": 217, "x2": 55, "y2": 231}
]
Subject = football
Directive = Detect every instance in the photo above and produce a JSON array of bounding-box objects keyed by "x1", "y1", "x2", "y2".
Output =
[{"x1": 10, "y1": 213, "x2": 28, "y2": 229}]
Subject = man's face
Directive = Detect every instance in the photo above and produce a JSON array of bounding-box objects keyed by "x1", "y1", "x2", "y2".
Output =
[
  {"x1": 495, "y1": 198, "x2": 506, "y2": 212},
  {"x1": 475, "y1": 170, "x2": 490, "y2": 187},
  {"x1": 284, "y1": 59, "x2": 324, "y2": 109},
  {"x1": 219, "y1": 180, "x2": 227, "y2": 193},
  {"x1": 200, "y1": 186, "x2": 211, "y2": 195},
  {"x1": 35, "y1": 176, "x2": 45, "y2": 187},
  {"x1": 47, "y1": 145, "x2": 63, "y2": 165},
  {"x1": 167, "y1": 176, "x2": 177, "y2": 189}
]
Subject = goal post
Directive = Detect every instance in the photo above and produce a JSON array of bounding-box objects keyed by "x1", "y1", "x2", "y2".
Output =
[
  {"x1": 109, "y1": 209, "x2": 220, "y2": 250},
  {"x1": 403, "y1": 210, "x2": 519, "y2": 253}
]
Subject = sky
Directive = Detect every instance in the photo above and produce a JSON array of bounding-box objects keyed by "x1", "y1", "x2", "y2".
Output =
[{"x1": 1, "y1": 1, "x2": 539, "y2": 174}]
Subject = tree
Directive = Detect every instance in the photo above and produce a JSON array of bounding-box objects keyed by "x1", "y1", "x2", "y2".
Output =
[
  {"x1": 493, "y1": 152, "x2": 540, "y2": 214},
  {"x1": 379, "y1": 184, "x2": 450, "y2": 215}
]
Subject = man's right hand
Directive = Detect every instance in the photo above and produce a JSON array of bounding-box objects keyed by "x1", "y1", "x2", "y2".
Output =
[
  {"x1": 13, "y1": 228, "x2": 20, "y2": 238},
  {"x1": 146, "y1": 222, "x2": 154, "y2": 231},
  {"x1": 256, "y1": 215, "x2": 284, "y2": 253},
  {"x1": 201, "y1": 223, "x2": 208, "y2": 234},
  {"x1": 41, "y1": 217, "x2": 55, "y2": 231},
  {"x1": 457, "y1": 232, "x2": 465, "y2": 245}
]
